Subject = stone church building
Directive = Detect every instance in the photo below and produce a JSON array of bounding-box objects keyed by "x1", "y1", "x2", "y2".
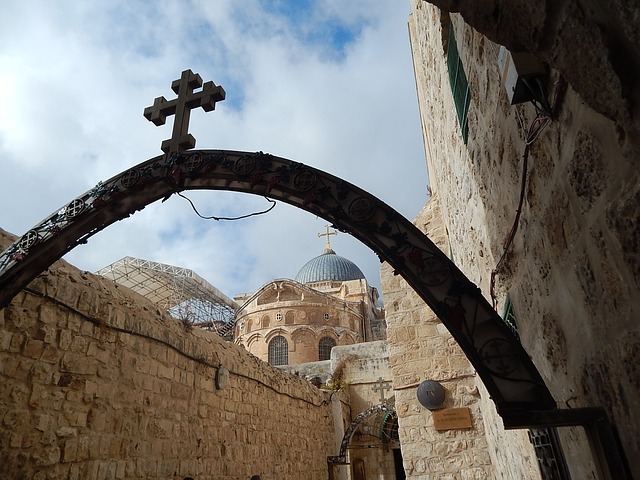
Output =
[
  {"x1": 234, "y1": 232, "x2": 385, "y2": 367},
  {"x1": 0, "y1": 1, "x2": 638, "y2": 479}
]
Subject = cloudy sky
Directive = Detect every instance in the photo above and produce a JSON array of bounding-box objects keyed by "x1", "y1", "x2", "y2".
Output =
[{"x1": 0, "y1": 0, "x2": 428, "y2": 299}]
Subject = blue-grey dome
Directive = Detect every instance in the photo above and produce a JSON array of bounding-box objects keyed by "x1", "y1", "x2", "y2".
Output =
[{"x1": 295, "y1": 248, "x2": 366, "y2": 284}]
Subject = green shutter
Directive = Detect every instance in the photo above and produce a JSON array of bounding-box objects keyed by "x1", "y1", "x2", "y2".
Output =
[
  {"x1": 502, "y1": 296, "x2": 520, "y2": 340},
  {"x1": 447, "y1": 24, "x2": 471, "y2": 143}
]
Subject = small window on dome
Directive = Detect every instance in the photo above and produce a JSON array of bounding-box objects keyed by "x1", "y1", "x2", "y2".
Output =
[
  {"x1": 324, "y1": 313, "x2": 330, "y2": 321},
  {"x1": 319, "y1": 336, "x2": 337, "y2": 361},
  {"x1": 268, "y1": 336, "x2": 289, "y2": 366},
  {"x1": 276, "y1": 312, "x2": 282, "y2": 321}
]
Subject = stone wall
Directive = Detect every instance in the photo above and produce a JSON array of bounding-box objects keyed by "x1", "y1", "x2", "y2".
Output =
[
  {"x1": 406, "y1": 0, "x2": 639, "y2": 476},
  {"x1": 380, "y1": 195, "x2": 541, "y2": 479},
  {"x1": 331, "y1": 341, "x2": 398, "y2": 480},
  {"x1": 0, "y1": 230, "x2": 336, "y2": 480},
  {"x1": 423, "y1": 0, "x2": 640, "y2": 137}
]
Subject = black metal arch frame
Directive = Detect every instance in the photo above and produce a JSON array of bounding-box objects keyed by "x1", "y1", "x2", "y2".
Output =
[
  {"x1": 328, "y1": 402, "x2": 395, "y2": 468},
  {"x1": 0, "y1": 149, "x2": 557, "y2": 420}
]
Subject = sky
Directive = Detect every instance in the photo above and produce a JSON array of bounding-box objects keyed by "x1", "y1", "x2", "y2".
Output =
[{"x1": 0, "y1": 0, "x2": 428, "y2": 299}]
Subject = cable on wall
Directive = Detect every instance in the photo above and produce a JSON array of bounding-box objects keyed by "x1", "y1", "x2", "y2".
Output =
[
  {"x1": 490, "y1": 76, "x2": 567, "y2": 309},
  {"x1": 20, "y1": 286, "x2": 335, "y2": 408}
]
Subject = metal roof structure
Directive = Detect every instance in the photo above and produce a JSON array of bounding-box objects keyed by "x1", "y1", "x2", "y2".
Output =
[{"x1": 96, "y1": 256, "x2": 238, "y2": 338}]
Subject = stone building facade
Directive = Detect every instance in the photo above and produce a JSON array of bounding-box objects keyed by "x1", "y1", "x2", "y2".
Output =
[
  {"x1": 382, "y1": 196, "x2": 540, "y2": 479},
  {"x1": 0, "y1": 230, "x2": 338, "y2": 480},
  {"x1": 1, "y1": 1, "x2": 638, "y2": 479},
  {"x1": 330, "y1": 342, "x2": 402, "y2": 480},
  {"x1": 234, "y1": 244, "x2": 385, "y2": 367},
  {"x1": 387, "y1": 1, "x2": 640, "y2": 478}
]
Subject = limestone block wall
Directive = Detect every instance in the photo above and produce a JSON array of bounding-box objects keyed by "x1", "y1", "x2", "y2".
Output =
[
  {"x1": 0, "y1": 232, "x2": 335, "y2": 480},
  {"x1": 331, "y1": 342, "x2": 398, "y2": 480},
  {"x1": 380, "y1": 195, "x2": 541, "y2": 479},
  {"x1": 408, "y1": 0, "x2": 640, "y2": 476}
]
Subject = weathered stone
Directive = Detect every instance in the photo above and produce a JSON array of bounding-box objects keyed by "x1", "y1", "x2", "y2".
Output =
[{"x1": 0, "y1": 234, "x2": 335, "y2": 479}]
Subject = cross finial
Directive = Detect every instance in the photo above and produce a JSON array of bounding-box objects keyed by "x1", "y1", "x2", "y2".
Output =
[
  {"x1": 318, "y1": 225, "x2": 338, "y2": 250},
  {"x1": 371, "y1": 377, "x2": 392, "y2": 403},
  {"x1": 144, "y1": 69, "x2": 225, "y2": 154}
]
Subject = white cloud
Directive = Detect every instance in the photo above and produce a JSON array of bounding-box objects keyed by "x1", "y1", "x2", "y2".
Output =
[{"x1": 0, "y1": 0, "x2": 427, "y2": 298}]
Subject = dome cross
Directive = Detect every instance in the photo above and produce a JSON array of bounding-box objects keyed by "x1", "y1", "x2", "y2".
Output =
[{"x1": 318, "y1": 224, "x2": 338, "y2": 250}]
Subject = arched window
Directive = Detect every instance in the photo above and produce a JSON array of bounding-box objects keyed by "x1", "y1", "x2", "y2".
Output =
[
  {"x1": 318, "y1": 336, "x2": 337, "y2": 361},
  {"x1": 268, "y1": 335, "x2": 288, "y2": 366},
  {"x1": 285, "y1": 311, "x2": 295, "y2": 325}
]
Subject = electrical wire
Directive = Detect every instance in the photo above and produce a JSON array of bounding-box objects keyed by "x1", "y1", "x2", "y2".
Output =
[
  {"x1": 176, "y1": 191, "x2": 277, "y2": 221},
  {"x1": 22, "y1": 286, "x2": 334, "y2": 408},
  {"x1": 489, "y1": 76, "x2": 566, "y2": 309}
]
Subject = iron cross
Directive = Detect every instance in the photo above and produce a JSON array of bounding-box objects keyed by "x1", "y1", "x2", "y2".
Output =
[
  {"x1": 372, "y1": 377, "x2": 392, "y2": 403},
  {"x1": 144, "y1": 69, "x2": 225, "y2": 154}
]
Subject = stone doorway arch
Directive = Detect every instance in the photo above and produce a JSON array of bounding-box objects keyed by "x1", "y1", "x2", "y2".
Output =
[
  {"x1": 327, "y1": 402, "x2": 397, "y2": 477},
  {"x1": 0, "y1": 147, "x2": 556, "y2": 421}
]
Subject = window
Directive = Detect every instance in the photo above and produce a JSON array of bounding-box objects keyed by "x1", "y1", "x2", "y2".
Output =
[
  {"x1": 268, "y1": 335, "x2": 288, "y2": 365},
  {"x1": 323, "y1": 313, "x2": 330, "y2": 321},
  {"x1": 318, "y1": 336, "x2": 337, "y2": 361},
  {"x1": 447, "y1": 23, "x2": 471, "y2": 143},
  {"x1": 502, "y1": 296, "x2": 520, "y2": 340},
  {"x1": 285, "y1": 311, "x2": 295, "y2": 325},
  {"x1": 275, "y1": 312, "x2": 282, "y2": 322}
]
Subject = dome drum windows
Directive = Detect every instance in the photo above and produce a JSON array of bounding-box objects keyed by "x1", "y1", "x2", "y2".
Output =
[
  {"x1": 319, "y1": 336, "x2": 337, "y2": 361},
  {"x1": 268, "y1": 335, "x2": 289, "y2": 366}
]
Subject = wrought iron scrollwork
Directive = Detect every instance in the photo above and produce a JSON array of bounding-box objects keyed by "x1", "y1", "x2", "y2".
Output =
[{"x1": 0, "y1": 149, "x2": 556, "y2": 421}]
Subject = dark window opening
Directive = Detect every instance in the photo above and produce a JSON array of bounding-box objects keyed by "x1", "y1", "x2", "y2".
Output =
[
  {"x1": 268, "y1": 335, "x2": 288, "y2": 365},
  {"x1": 528, "y1": 427, "x2": 571, "y2": 480},
  {"x1": 318, "y1": 336, "x2": 337, "y2": 361}
]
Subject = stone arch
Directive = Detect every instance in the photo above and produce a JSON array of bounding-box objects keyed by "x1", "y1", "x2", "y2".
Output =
[
  {"x1": 316, "y1": 327, "x2": 339, "y2": 340},
  {"x1": 244, "y1": 333, "x2": 262, "y2": 349},
  {"x1": 340, "y1": 331, "x2": 360, "y2": 345},
  {"x1": 264, "y1": 327, "x2": 289, "y2": 344},
  {"x1": 289, "y1": 326, "x2": 316, "y2": 343},
  {"x1": 0, "y1": 149, "x2": 556, "y2": 420},
  {"x1": 328, "y1": 403, "x2": 395, "y2": 468}
]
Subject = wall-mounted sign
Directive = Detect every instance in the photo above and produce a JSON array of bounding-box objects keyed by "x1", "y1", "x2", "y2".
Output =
[
  {"x1": 432, "y1": 407, "x2": 472, "y2": 431},
  {"x1": 216, "y1": 366, "x2": 230, "y2": 390},
  {"x1": 416, "y1": 380, "x2": 446, "y2": 409}
]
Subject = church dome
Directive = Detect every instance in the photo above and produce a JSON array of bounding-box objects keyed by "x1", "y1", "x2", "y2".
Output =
[{"x1": 295, "y1": 247, "x2": 366, "y2": 284}]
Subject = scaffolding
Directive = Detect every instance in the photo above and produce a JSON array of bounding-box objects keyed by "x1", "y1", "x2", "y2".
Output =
[{"x1": 96, "y1": 256, "x2": 238, "y2": 339}]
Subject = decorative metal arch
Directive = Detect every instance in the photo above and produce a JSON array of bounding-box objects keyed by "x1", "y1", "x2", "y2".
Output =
[
  {"x1": 0, "y1": 149, "x2": 557, "y2": 420},
  {"x1": 328, "y1": 402, "x2": 395, "y2": 467}
]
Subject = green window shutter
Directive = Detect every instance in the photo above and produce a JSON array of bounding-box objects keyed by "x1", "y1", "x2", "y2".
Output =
[
  {"x1": 447, "y1": 24, "x2": 471, "y2": 143},
  {"x1": 502, "y1": 296, "x2": 520, "y2": 340}
]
